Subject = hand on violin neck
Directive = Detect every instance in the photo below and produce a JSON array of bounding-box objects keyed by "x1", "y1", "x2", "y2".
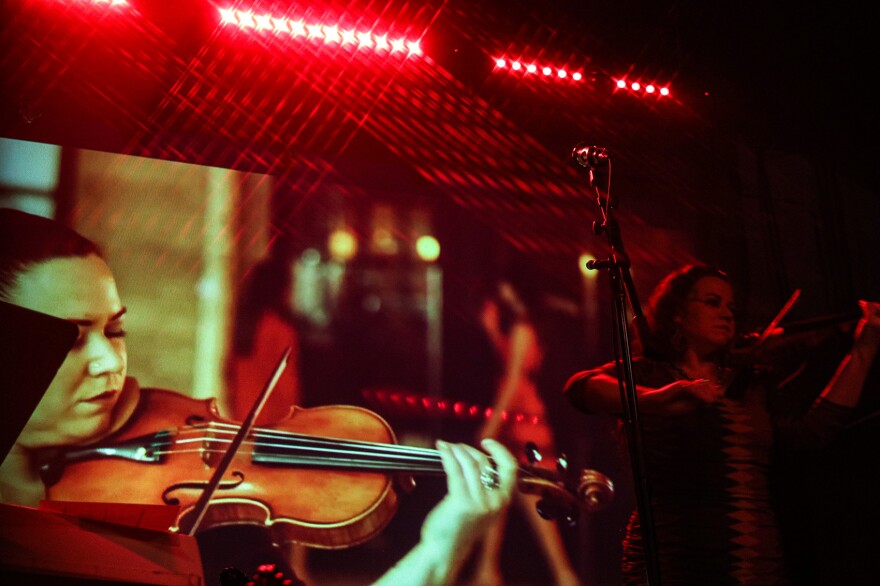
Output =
[
  {"x1": 373, "y1": 440, "x2": 516, "y2": 586},
  {"x1": 425, "y1": 439, "x2": 516, "y2": 542},
  {"x1": 853, "y1": 300, "x2": 880, "y2": 353}
]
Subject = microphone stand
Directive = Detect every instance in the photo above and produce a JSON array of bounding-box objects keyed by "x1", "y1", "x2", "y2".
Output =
[{"x1": 575, "y1": 149, "x2": 662, "y2": 585}]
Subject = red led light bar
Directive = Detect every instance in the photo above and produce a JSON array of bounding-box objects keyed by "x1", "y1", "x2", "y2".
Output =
[
  {"x1": 218, "y1": 7, "x2": 422, "y2": 57},
  {"x1": 362, "y1": 389, "x2": 543, "y2": 426},
  {"x1": 58, "y1": 0, "x2": 129, "y2": 7},
  {"x1": 615, "y1": 78, "x2": 671, "y2": 97},
  {"x1": 494, "y1": 57, "x2": 583, "y2": 83}
]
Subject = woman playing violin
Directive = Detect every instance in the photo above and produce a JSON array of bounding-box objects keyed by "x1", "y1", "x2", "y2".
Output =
[
  {"x1": 0, "y1": 207, "x2": 520, "y2": 586},
  {"x1": 564, "y1": 263, "x2": 880, "y2": 584},
  {"x1": 0, "y1": 208, "x2": 139, "y2": 505}
]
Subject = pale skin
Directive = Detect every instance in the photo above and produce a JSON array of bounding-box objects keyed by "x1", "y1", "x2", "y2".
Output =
[
  {"x1": 0, "y1": 254, "x2": 139, "y2": 506},
  {"x1": 579, "y1": 276, "x2": 880, "y2": 416},
  {"x1": 0, "y1": 253, "x2": 520, "y2": 586},
  {"x1": 373, "y1": 439, "x2": 518, "y2": 586}
]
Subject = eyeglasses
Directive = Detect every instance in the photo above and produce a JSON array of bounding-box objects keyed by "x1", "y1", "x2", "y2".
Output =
[{"x1": 688, "y1": 296, "x2": 737, "y2": 315}]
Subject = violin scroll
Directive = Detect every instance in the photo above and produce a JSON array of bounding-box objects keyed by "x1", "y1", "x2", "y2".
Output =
[{"x1": 516, "y1": 456, "x2": 615, "y2": 525}]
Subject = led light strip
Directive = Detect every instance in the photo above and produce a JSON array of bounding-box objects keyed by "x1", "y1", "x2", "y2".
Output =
[
  {"x1": 615, "y1": 78, "x2": 671, "y2": 97},
  {"x1": 218, "y1": 8, "x2": 422, "y2": 57},
  {"x1": 494, "y1": 58, "x2": 584, "y2": 82}
]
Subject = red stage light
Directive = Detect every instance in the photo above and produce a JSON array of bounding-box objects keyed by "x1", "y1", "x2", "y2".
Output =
[
  {"x1": 291, "y1": 19, "x2": 306, "y2": 37},
  {"x1": 271, "y1": 17, "x2": 289, "y2": 33},
  {"x1": 323, "y1": 25, "x2": 340, "y2": 43},
  {"x1": 255, "y1": 14, "x2": 271, "y2": 30},
  {"x1": 220, "y1": 8, "x2": 236, "y2": 24},
  {"x1": 237, "y1": 10, "x2": 255, "y2": 28},
  {"x1": 217, "y1": 7, "x2": 421, "y2": 59},
  {"x1": 614, "y1": 76, "x2": 673, "y2": 99},
  {"x1": 492, "y1": 56, "x2": 583, "y2": 85}
]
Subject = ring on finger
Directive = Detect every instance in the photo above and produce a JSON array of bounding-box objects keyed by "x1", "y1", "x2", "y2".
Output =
[{"x1": 480, "y1": 467, "x2": 500, "y2": 490}]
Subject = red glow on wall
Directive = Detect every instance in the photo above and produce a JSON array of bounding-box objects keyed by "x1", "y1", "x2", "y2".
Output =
[
  {"x1": 362, "y1": 389, "x2": 543, "y2": 425},
  {"x1": 218, "y1": 7, "x2": 422, "y2": 58}
]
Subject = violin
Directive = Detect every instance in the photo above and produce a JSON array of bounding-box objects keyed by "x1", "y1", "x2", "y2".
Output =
[
  {"x1": 725, "y1": 292, "x2": 862, "y2": 397},
  {"x1": 40, "y1": 388, "x2": 601, "y2": 549}
]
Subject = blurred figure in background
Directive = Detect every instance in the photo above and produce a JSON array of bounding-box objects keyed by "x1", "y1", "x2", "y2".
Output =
[
  {"x1": 469, "y1": 273, "x2": 581, "y2": 586},
  {"x1": 224, "y1": 250, "x2": 308, "y2": 580},
  {"x1": 226, "y1": 252, "x2": 302, "y2": 424}
]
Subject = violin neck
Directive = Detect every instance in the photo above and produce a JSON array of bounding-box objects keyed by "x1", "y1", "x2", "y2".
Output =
[{"x1": 251, "y1": 433, "x2": 448, "y2": 475}]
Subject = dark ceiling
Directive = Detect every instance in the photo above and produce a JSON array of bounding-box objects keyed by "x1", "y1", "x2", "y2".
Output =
[{"x1": 1, "y1": 0, "x2": 876, "y2": 275}]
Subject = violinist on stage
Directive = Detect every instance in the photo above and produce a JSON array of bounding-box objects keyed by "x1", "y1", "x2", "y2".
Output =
[
  {"x1": 564, "y1": 263, "x2": 880, "y2": 584},
  {"x1": 0, "y1": 207, "x2": 519, "y2": 586}
]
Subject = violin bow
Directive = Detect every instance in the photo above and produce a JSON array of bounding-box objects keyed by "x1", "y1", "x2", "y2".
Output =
[
  {"x1": 757, "y1": 288, "x2": 802, "y2": 345},
  {"x1": 177, "y1": 346, "x2": 292, "y2": 536}
]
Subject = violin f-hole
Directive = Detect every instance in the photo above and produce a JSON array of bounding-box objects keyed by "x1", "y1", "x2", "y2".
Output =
[{"x1": 162, "y1": 470, "x2": 246, "y2": 505}]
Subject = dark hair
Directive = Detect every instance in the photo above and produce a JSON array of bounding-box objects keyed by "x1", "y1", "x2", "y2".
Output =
[
  {"x1": 231, "y1": 254, "x2": 295, "y2": 355},
  {"x1": 643, "y1": 263, "x2": 731, "y2": 361},
  {"x1": 0, "y1": 207, "x2": 103, "y2": 300},
  {"x1": 486, "y1": 264, "x2": 544, "y2": 336}
]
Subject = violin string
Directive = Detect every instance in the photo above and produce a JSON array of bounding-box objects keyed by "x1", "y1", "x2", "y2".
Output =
[
  {"x1": 155, "y1": 435, "x2": 445, "y2": 469},
  {"x1": 147, "y1": 442, "x2": 541, "y2": 479},
  {"x1": 149, "y1": 427, "x2": 544, "y2": 480},
  {"x1": 176, "y1": 422, "x2": 439, "y2": 454},
  {"x1": 179, "y1": 424, "x2": 528, "y2": 475},
  {"x1": 174, "y1": 423, "x2": 445, "y2": 461}
]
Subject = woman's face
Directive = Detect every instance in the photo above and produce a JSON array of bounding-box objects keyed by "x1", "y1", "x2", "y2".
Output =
[
  {"x1": 676, "y1": 276, "x2": 736, "y2": 354},
  {"x1": 8, "y1": 255, "x2": 128, "y2": 448}
]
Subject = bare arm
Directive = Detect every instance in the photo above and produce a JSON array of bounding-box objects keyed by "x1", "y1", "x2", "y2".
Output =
[
  {"x1": 564, "y1": 369, "x2": 724, "y2": 417},
  {"x1": 371, "y1": 439, "x2": 517, "y2": 586},
  {"x1": 815, "y1": 300, "x2": 880, "y2": 408},
  {"x1": 480, "y1": 323, "x2": 533, "y2": 439}
]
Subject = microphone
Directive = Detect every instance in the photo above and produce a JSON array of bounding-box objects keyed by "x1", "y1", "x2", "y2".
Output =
[{"x1": 571, "y1": 144, "x2": 609, "y2": 168}]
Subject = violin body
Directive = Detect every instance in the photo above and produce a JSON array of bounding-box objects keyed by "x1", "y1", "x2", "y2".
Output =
[{"x1": 46, "y1": 388, "x2": 401, "y2": 549}]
